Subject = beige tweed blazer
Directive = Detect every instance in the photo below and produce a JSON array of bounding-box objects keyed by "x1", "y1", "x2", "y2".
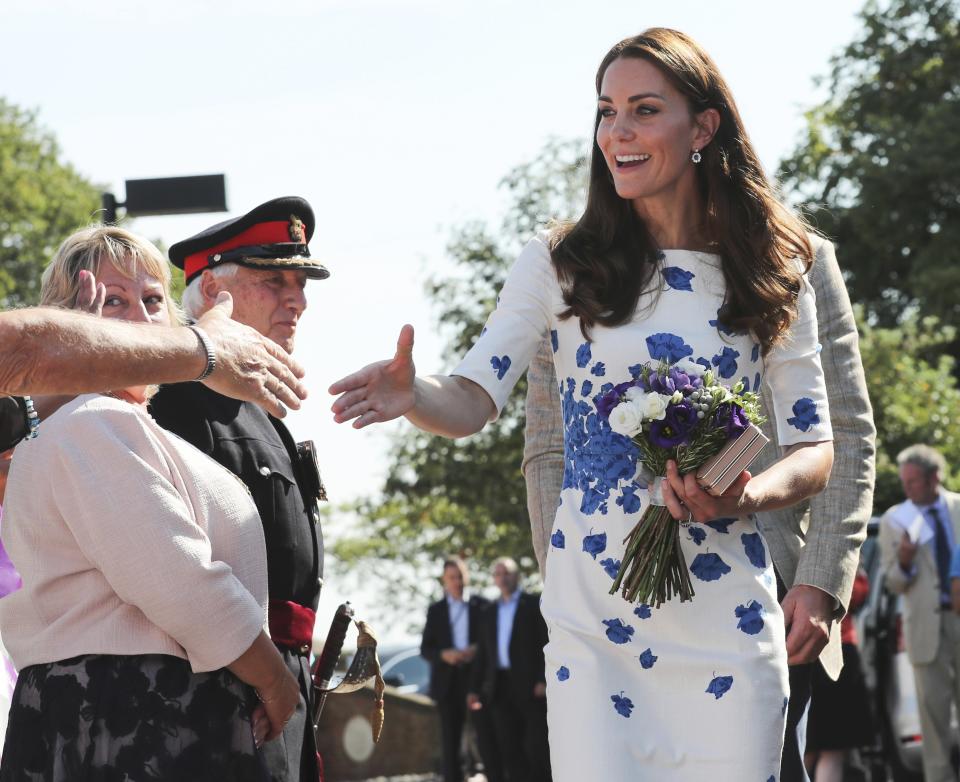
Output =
[
  {"x1": 521, "y1": 237, "x2": 876, "y2": 680},
  {"x1": 878, "y1": 490, "x2": 960, "y2": 665}
]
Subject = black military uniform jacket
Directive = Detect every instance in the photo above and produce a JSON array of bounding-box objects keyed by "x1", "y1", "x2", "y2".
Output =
[{"x1": 149, "y1": 382, "x2": 323, "y2": 616}]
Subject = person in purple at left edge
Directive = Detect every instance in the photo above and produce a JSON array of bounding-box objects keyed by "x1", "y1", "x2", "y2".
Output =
[
  {"x1": 0, "y1": 491, "x2": 19, "y2": 755},
  {"x1": 0, "y1": 454, "x2": 22, "y2": 751},
  {"x1": 328, "y1": 28, "x2": 835, "y2": 780},
  {"x1": 0, "y1": 454, "x2": 22, "y2": 598},
  {"x1": 0, "y1": 444, "x2": 23, "y2": 744}
]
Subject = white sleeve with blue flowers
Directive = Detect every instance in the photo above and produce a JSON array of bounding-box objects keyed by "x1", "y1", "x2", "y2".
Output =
[
  {"x1": 763, "y1": 271, "x2": 834, "y2": 447},
  {"x1": 451, "y1": 236, "x2": 555, "y2": 417}
]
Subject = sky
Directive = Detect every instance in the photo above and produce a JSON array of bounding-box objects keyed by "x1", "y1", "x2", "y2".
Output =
[{"x1": 2, "y1": 0, "x2": 865, "y2": 634}]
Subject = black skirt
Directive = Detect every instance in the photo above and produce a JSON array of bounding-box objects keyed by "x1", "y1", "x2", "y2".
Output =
[
  {"x1": 0, "y1": 653, "x2": 270, "y2": 782},
  {"x1": 806, "y1": 643, "x2": 875, "y2": 751}
]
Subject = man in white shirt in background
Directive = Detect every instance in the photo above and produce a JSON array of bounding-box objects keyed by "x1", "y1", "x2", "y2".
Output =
[
  {"x1": 880, "y1": 445, "x2": 960, "y2": 782},
  {"x1": 469, "y1": 558, "x2": 550, "y2": 782}
]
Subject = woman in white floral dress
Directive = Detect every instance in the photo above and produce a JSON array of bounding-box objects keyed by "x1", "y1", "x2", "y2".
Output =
[{"x1": 331, "y1": 29, "x2": 834, "y2": 781}]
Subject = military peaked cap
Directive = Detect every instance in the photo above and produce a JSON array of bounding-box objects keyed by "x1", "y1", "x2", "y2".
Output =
[{"x1": 169, "y1": 196, "x2": 329, "y2": 284}]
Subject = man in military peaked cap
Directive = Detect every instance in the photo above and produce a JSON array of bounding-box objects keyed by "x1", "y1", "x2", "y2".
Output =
[{"x1": 150, "y1": 196, "x2": 328, "y2": 782}]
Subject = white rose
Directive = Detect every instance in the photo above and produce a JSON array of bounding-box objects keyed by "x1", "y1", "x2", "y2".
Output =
[
  {"x1": 673, "y1": 357, "x2": 705, "y2": 377},
  {"x1": 629, "y1": 397, "x2": 648, "y2": 420},
  {"x1": 624, "y1": 386, "x2": 646, "y2": 402},
  {"x1": 608, "y1": 402, "x2": 643, "y2": 436},
  {"x1": 641, "y1": 393, "x2": 671, "y2": 421}
]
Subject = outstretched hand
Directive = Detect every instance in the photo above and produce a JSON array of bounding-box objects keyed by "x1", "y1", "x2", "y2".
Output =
[
  {"x1": 196, "y1": 292, "x2": 308, "y2": 418},
  {"x1": 329, "y1": 325, "x2": 416, "y2": 429}
]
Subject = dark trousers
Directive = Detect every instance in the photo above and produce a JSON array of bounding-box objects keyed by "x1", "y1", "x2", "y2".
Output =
[
  {"x1": 778, "y1": 573, "x2": 814, "y2": 782},
  {"x1": 437, "y1": 667, "x2": 502, "y2": 782},
  {"x1": 782, "y1": 660, "x2": 814, "y2": 782},
  {"x1": 491, "y1": 671, "x2": 551, "y2": 782},
  {"x1": 261, "y1": 649, "x2": 318, "y2": 782}
]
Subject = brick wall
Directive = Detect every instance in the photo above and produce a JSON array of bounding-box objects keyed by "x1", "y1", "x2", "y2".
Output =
[{"x1": 316, "y1": 686, "x2": 441, "y2": 781}]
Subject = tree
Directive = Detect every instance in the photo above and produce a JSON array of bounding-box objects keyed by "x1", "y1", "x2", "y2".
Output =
[
  {"x1": 0, "y1": 99, "x2": 101, "y2": 307},
  {"x1": 858, "y1": 312, "x2": 960, "y2": 511},
  {"x1": 330, "y1": 139, "x2": 587, "y2": 620},
  {"x1": 779, "y1": 0, "x2": 960, "y2": 330}
]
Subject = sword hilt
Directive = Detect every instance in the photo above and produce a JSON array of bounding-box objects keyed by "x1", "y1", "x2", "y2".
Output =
[{"x1": 313, "y1": 602, "x2": 353, "y2": 689}]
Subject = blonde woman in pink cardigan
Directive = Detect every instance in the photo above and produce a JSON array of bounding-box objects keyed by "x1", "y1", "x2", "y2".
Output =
[{"x1": 0, "y1": 226, "x2": 297, "y2": 781}]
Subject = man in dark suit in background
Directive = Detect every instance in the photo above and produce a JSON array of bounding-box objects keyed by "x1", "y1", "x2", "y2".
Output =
[
  {"x1": 421, "y1": 557, "x2": 500, "y2": 782},
  {"x1": 469, "y1": 557, "x2": 550, "y2": 782}
]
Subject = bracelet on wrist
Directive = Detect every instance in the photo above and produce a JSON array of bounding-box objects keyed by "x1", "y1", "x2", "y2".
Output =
[
  {"x1": 187, "y1": 325, "x2": 217, "y2": 381},
  {"x1": 255, "y1": 688, "x2": 280, "y2": 704},
  {"x1": 22, "y1": 396, "x2": 40, "y2": 440}
]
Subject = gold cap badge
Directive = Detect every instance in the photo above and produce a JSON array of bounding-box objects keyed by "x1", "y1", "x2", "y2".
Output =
[{"x1": 289, "y1": 214, "x2": 306, "y2": 243}]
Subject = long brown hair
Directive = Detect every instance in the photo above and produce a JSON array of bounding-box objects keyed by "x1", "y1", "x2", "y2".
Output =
[{"x1": 551, "y1": 28, "x2": 814, "y2": 352}]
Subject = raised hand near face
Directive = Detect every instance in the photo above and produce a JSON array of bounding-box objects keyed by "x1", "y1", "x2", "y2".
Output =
[
  {"x1": 329, "y1": 325, "x2": 417, "y2": 429},
  {"x1": 75, "y1": 270, "x2": 106, "y2": 316}
]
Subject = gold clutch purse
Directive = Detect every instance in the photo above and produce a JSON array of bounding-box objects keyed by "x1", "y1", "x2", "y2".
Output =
[{"x1": 695, "y1": 422, "x2": 769, "y2": 496}]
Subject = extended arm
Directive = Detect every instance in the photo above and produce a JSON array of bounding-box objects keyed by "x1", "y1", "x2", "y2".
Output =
[
  {"x1": 331, "y1": 238, "x2": 556, "y2": 438},
  {"x1": 0, "y1": 293, "x2": 307, "y2": 417}
]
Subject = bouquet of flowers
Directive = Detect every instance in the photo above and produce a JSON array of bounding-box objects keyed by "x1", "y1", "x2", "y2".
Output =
[{"x1": 596, "y1": 357, "x2": 765, "y2": 607}]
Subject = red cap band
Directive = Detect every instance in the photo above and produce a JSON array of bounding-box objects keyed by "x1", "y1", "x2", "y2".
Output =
[{"x1": 183, "y1": 220, "x2": 294, "y2": 281}]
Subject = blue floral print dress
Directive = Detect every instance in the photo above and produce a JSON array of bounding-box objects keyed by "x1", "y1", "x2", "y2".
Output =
[{"x1": 453, "y1": 237, "x2": 833, "y2": 781}]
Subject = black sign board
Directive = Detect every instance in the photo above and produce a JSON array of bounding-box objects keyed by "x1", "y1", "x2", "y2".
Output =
[{"x1": 123, "y1": 174, "x2": 227, "y2": 217}]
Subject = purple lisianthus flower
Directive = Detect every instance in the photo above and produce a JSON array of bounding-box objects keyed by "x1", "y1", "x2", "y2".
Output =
[
  {"x1": 595, "y1": 388, "x2": 621, "y2": 419},
  {"x1": 713, "y1": 403, "x2": 750, "y2": 439},
  {"x1": 667, "y1": 366, "x2": 702, "y2": 393},
  {"x1": 649, "y1": 400, "x2": 698, "y2": 448},
  {"x1": 647, "y1": 373, "x2": 676, "y2": 395},
  {"x1": 596, "y1": 380, "x2": 640, "y2": 420},
  {"x1": 648, "y1": 366, "x2": 702, "y2": 396}
]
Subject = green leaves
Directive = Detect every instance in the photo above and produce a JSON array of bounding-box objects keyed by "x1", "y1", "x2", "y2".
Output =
[
  {"x1": 858, "y1": 310, "x2": 960, "y2": 511},
  {"x1": 780, "y1": 0, "x2": 960, "y2": 331},
  {"x1": 0, "y1": 99, "x2": 101, "y2": 307},
  {"x1": 780, "y1": 0, "x2": 960, "y2": 514}
]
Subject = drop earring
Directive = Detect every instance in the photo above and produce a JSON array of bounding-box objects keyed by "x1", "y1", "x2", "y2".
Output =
[{"x1": 691, "y1": 149, "x2": 702, "y2": 164}]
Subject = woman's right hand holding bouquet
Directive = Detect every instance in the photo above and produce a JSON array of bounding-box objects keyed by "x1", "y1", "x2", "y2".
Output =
[{"x1": 661, "y1": 459, "x2": 752, "y2": 523}]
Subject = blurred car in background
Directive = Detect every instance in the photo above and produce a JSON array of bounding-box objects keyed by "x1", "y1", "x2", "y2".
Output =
[{"x1": 379, "y1": 643, "x2": 431, "y2": 695}]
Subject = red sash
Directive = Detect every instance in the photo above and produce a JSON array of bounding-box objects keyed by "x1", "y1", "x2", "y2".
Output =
[{"x1": 268, "y1": 599, "x2": 316, "y2": 652}]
